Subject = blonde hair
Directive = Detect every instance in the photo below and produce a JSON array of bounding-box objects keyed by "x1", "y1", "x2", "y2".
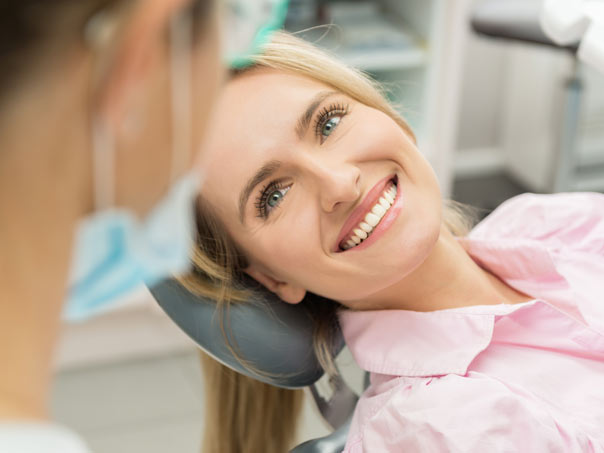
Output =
[
  {"x1": 200, "y1": 353, "x2": 303, "y2": 453},
  {"x1": 183, "y1": 31, "x2": 474, "y2": 453}
]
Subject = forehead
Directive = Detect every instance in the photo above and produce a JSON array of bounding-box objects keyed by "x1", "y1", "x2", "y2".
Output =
[
  {"x1": 223, "y1": 68, "x2": 330, "y2": 112},
  {"x1": 198, "y1": 70, "x2": 332, "y2": 213},
  {"x1": 205, "y1": 68, "x2": 331, "y2": 150}
]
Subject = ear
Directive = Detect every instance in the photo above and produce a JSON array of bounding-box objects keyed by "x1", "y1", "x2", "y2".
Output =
[
  {"x1": 94, "y1": 0, "x2": 189, "y2": 128},
  {"x1": 245, "y1": 267, "x2": 307, "y2": 305}
]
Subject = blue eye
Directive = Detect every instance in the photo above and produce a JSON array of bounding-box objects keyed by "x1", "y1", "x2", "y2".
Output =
[
  {"x1": 267, "y1": 188, "x2": 286, "y2": 207},
  {"x1": 321, "y1": 117, "x2": 341, "y2": 137},
  {"x1": 255, "y1": 181, "x2": 290, "y2": 219},
  {"x1": 315, "y1": 102, "x2": 349, "y2": 143}
]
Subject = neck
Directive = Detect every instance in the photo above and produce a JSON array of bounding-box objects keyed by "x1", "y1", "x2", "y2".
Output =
[
  {"x1": 351, "y1": 224, "x2": 530, "y2": 312},
  {"x1": 0, "y1": 65, "x2": 91, "y2": 418}
]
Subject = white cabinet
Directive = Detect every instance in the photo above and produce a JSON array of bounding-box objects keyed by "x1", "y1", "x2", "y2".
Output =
[{"x1": 500, "y1": 45, "x2": 604, "y2": 192}]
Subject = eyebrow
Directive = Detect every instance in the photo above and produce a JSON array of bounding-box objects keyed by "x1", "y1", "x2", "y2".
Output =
[
  {"x1": 239, "y1": 159, "x2": 282, "y2": 223},
  {"x1": 295, "y1": 90, "x2": 339, "y2": 139}
]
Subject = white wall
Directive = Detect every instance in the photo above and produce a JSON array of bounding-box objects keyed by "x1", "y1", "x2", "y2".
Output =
[
  {"x1": 457, "y1": 32, "x2": 507, "y2": 151},
  {"x1": 454, "y1": 5, "x2": 604, "y2": 187}
]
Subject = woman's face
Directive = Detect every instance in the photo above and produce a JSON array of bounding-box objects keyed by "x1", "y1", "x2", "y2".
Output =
[{"x1": 200, "y1": 69, "x2": 442, "y2": 308}]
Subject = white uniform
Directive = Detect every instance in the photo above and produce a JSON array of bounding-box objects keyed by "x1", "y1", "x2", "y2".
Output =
[{"x1": 0, "y1": 422, "x2": 91, "y2": 453}]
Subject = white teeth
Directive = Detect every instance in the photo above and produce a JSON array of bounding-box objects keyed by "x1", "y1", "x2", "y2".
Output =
[
  {"x1": 372, "y1": 204, "x2": 387, "y2": 217},
  {"x1": 354, "y1": 228, "x2": 367, "y2": 240},
  {"x1": 360, "y1": 222, "x2": 372, "y2": 233},
  {"x1": 365, "y1": 212, "x2": 380, "y2": 227},
  {"x1": 340, "y1": 181, "x2": 399, "y2": 251}
]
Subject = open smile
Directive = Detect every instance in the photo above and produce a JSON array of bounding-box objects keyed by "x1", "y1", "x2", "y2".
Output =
[{"x1": 335, "y1": 174, "x2": 400, "y2": 252}]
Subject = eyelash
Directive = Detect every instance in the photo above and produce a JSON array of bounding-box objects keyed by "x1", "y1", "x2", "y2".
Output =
[
  {"x1": 313, "y1": 102, "x2": 350, "y2": 141},
  {"x1": 254, "y1": 102, "x2": 350, "y2": 219},
  {"x1": 255, "y1": 180, "x2": 289, "y2": 219}
]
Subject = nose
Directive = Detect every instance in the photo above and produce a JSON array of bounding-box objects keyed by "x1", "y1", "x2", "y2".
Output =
[{"x1": 309, "y1": 159, "x2": 361, "y2": 213}]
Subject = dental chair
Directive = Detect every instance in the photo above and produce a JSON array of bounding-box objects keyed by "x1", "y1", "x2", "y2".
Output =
[
  {"x1": 471, "y1": 0, "x2": 584, "y2": 192},
  {"x1": 150, "y1": 277, "x2": 359, "y2": 453}
]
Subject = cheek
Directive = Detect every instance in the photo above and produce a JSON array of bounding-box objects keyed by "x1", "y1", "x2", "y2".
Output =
[
  {"x1": 252, "y1": 208, "x2": 321, "y2": 282},
  {"x1": 348, "y1": 111, "x2": 410, "y2": 159},
  {"x1": 397, "y1": 204, "x2": 441, "y2": 268}
]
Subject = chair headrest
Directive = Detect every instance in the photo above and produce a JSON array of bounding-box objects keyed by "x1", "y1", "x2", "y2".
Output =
[
  {"x1": 471, "y1": 0, "x2": 579, "y2": 51},
  {"x1": 150, "y1": 278, "x2": 344, "y2": 389}
]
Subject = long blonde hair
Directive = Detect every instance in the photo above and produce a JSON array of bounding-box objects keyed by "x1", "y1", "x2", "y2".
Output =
[{"x1": 183, "y1": 31, "x2": 474, "y2": 453}]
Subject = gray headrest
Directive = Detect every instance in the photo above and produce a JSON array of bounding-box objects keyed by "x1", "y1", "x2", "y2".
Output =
[{"x1": 150, "y1": 278, "x2": 344, "y2": 389}]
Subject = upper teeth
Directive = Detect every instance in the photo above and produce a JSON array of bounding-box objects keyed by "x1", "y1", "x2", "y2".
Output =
[{"x1": 341, "y1": 183, "x2": 397, "y2": 250}]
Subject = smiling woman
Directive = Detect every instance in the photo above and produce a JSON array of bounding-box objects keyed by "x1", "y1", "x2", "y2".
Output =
[
  {"x1": 183, "y1": 26, "x2": 604, "y2": 452},
  {"x1": 183, "y1": 31, "x2": 474, "y2": 452}
]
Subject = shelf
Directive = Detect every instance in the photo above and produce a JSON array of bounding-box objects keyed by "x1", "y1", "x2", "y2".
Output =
[
  {"x1": 289, "y1": 1, "x2": 426, "y2": 73},
  {"x1": 56, "y1": 287, "x2": 194, "y2": 370},
  {"x1": 326, "y1": 45, "x2": 427, "y2": 72}
]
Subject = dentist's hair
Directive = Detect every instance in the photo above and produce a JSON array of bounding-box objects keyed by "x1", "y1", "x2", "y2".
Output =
[
  {"x1": 183, "y1": 31, "x2": 473, "y2": 453},
  {"x1": 0, "y1": 0, "x2": 215, "y2": 100}
]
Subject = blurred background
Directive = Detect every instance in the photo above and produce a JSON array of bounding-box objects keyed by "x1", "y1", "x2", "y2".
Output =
[{"x1": 51, "y1": 0, "x2": 604, "y2": 451}]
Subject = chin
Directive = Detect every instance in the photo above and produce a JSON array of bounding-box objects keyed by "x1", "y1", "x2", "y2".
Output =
[{"x1": 341, "y1": 214, "x2": 441, "y2": 302}]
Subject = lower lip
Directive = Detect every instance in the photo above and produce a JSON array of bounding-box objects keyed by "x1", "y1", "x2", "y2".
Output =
[{"x1": 343, "y1": 178, "x2": 403, "y2": 253}]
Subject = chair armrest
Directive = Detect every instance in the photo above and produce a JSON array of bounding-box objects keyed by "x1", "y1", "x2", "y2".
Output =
[{"x1": 290, "y1": 416, "x2": 352, "y2": 453}]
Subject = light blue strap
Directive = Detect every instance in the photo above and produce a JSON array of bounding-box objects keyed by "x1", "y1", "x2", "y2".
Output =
[{"x1": 225, "y1": 0, "x2": 290, "y2": 69}]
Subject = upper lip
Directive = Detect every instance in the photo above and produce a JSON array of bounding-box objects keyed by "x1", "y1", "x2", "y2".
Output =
[{"x1": 333, "y1": 174, "x2": 395, "y2": 252}]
